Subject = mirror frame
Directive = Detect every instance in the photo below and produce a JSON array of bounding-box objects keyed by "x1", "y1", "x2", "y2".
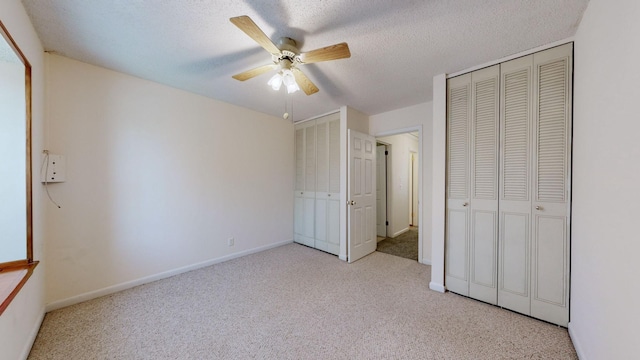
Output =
[{"x1": 0, "y1": 20, "x2": 33, "y2": 266}]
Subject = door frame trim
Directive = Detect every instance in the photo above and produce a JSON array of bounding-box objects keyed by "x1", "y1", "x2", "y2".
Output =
[{"x1": 374, "y1": 126, "x2": 425, "y2": 264}]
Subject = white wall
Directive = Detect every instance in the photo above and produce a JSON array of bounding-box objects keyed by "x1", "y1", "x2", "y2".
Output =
[
  {"x1": 44, "y1": 54, "x2": 294, "y2": 307},
  {"x1": 376, "y1": 133, "x2": 418, "y2": 237},
  {"x1": 0, "y1": 61, "x2": 27, "y2": 262},
  {"x1": 430, "y1": 75, "x2": 447, "y2": 292},
  {"x1": 369, "y1": 101, "x2": 433, "y2": 264},
  {"x1": 570, "y1": 0, "x2": 640, "y2": 358},
  {"x1": 0, "y1": 0, "x2": 47, "y2": 359}
]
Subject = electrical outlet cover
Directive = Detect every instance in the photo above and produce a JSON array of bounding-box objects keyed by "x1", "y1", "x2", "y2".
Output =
[{"x1": 41, "y1": 154, "x2": 66, "y2": 183}]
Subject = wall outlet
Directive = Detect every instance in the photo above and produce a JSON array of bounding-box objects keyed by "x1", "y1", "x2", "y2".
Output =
[{"x1": 227, "y1": 237, "x2": 235, "y2": 247}]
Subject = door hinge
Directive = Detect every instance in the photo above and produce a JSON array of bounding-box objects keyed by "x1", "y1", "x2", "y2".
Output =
[
  {"x1": 385, "y1": 151, "x2": 388, "y2": 156},
  {"x1": 386, "y1": 221, "x2": 389, "y2": 226}
]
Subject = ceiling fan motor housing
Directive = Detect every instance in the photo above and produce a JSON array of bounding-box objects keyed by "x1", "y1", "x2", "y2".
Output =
[{"x1": 273, "y1": 37, "x2": 301, "y2": 65}]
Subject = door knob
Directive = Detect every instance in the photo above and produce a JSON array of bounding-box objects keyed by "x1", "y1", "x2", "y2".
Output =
[
  {"x1": 462, "y1": 202, "x2": 468, "y2": 207},
  {"x1": 347, "y1": 200, "x2": 356, "y2": 205},
  {"x1": 536, "y1": 205, "x2": 543, "y2": 210}
]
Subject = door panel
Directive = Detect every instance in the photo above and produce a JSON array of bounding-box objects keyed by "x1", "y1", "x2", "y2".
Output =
[
  {"x1": 315, "y1": 198, "x2": 328, "y2": 250},
  {"x1": 533, "y1": 216, "x2": 566, "y2": 305},
  {"x1": 327, "y1": 199, "x2": 340, "y2": 254},
  {"x1": 470, "y1": 210, "x2": 497, "y2": 303},
  {"x1": 446, "y1": 209, "x2": 468, "y2": 295},
  {"x1": 294, "y1": 196, "x2": 304, "y2": 237},
  {"x1": 499, "y1": 212, "x2": 530, "y2": 314},
  {"x1": 348, "y1": 129, "x2": 377, "y2": 263}
]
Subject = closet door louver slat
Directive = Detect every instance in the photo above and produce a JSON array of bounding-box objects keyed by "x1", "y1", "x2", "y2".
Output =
[
  {"x1": 536, "y1": 61, "x2": 567, "y2": 202},
  {"x1": 448, "y1": 86, "x2": 470, "y2": 200},
  {"x1": 502, "y1": 69, "x2": 530, "y2": 201}
]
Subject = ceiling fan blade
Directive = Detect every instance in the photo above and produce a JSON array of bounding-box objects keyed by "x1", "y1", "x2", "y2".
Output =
[
  {"x1": 232, "y1": 64, "x2": 277, "y2": 81},
  {"x1": 230, "y1": 16, "x2": 281, "y2": 55},
  {"x1": 292, "y1": 68, "x2": 319, "y2": 96},
  {"x1": 299, "y1": 42, "x2": 351, "y2": 64}
]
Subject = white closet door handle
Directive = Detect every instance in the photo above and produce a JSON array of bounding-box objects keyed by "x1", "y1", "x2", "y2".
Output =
[
  {"x1": 536, "y1": 205, "x2": 543, "y2": 210},
  {"x1": 462, "y1": 202, "x2": 469, "y2": 207}
]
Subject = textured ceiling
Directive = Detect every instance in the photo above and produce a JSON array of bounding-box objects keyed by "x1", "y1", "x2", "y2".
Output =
[
  {"x1": 21, "y1": 0, "x2": 589, "y2": 120},
  {"x1": 0, "y1": 34, "x2": 20, "y2": 63}
]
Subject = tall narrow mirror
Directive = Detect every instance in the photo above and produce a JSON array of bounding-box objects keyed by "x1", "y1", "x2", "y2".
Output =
[{"x1": 0, "y1": 21, "x2": 32, "y2": 265}]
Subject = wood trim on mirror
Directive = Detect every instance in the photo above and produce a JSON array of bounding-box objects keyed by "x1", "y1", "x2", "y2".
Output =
[
  {"x1": 0, "y1": 20, "x2": 33, "y2": 263},
  {"x1": 0, "y1": 19, "x2": 35, "y2": 316}
]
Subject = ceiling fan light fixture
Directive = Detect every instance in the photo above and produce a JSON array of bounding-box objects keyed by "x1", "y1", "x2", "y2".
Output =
[
  {"x1": 267, "y1": 73, "x2": 283, "y2": 90},
  {"x1": 282, "y1": 69, "x2": 300, "y2": 94},
  {"x1": 267, "y1": 69, "x2": 300, "y2": 94},
  {"x1": 286, "y1": 82, "x2": 300, "y2": 94}
]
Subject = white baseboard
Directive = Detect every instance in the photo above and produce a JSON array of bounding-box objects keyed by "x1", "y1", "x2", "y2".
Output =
[
  {"x1": 45, "y1": 239, "x2": 293, "y2": 312},
  {"x1": 568, "y1": 322, "x2": 586, "y2": 360},
  {"x1": 391, "y1": 227, "x2": 410, "y2": 238},
  {"x1": 20, "y1": 307, "x2": 45, "y2": 360},
  {"x1": 419, "y1": 258, "x2": 432, "y2": 265},
  {"x1": 339, "y1": 254, "x2": 347, "y2": 261},
  {"x1": 429, "y1": 282, "x2": 446, "y2": 293}
]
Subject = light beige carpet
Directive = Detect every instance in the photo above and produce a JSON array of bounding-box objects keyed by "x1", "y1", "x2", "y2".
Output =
[{"x1": 29, "y1": 244, "x2": 577, "y2": 359}]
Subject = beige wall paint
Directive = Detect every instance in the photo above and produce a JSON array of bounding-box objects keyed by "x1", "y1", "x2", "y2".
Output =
[
  {"x1": 0, "y1": 0, "x2": 46, "y2": 359},
  {"x1": 570, "y1": 0, "x2": 640, "y2": 358},
  {"x1": 369, "y1": 101, "x2": 433, "y2": 264},
  {"x1": 44, "y1": 54, "x2": 294, "y2": 307}
]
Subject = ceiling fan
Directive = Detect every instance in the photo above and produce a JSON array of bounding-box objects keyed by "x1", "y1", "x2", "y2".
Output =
[{"x1": 230, "y1": 15, "x2": 351, "y2": 95}]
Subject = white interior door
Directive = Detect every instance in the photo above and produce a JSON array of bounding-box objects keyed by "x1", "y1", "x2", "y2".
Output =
[
  {"x1": 376, "y1": 145, "x2": 387, "y2": 237},
  {"x1": 348, "y1": 129, "x2": 376, "y2": 263}
]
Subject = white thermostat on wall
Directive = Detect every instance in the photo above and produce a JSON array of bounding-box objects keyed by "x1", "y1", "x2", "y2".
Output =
[{"x1": 41, "y1": 153, "x2": 66, "y2": 183}]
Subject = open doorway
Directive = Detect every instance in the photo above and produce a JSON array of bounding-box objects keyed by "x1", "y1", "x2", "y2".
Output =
[{"x1": 375, "y1": 131, "x2": 420, "y2": 261}]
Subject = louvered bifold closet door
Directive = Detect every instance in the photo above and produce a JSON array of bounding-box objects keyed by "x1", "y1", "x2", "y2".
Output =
[
  {"x1": 530, "y1": 44, "x2": 572, "y2": 326},
  {"x1": 314, "y1": 114, "x2": 341, "y2": 255},
  {"x1": 498, "y1": 55, "x2": 534, "y2": 315},
  {"x1": 294, "y1": 127, "x2": 305, "y2": 241},
  {"x1": 445, "y1": 73, "x2": 472, "y2": 296},
  {"x1": 326, "y1": 117, "x2": 341, "y2": 255},
  {"x1": 293, "y1": 121, "x2": 316, "y2": 247},
  {"x1": 469, "y1": 65, "x2": 500, "y2": 304}
]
